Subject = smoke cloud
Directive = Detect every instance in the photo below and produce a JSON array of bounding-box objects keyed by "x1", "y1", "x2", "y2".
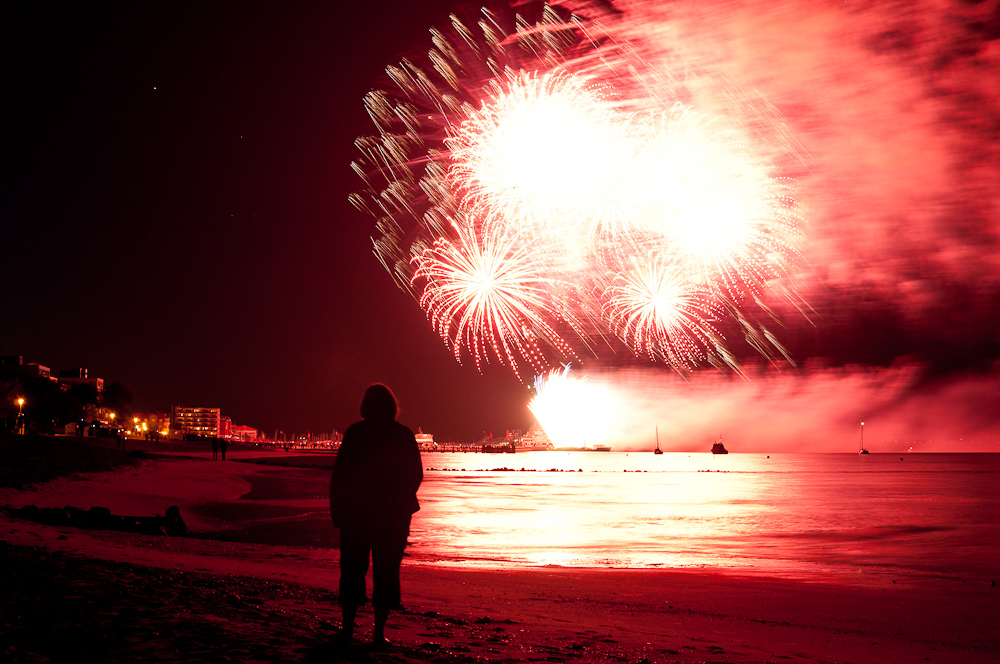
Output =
[
  {"x1": 544, "y1": 0, "x2": 1000, "y2": 451},
  {"x1": 583, "y1": 363, "x2": 1000, "y2": 452}
]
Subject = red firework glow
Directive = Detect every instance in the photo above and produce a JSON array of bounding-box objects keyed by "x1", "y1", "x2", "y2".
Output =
[{"x1": 352, "y1": 2, "x2": 806, "y2": 381}]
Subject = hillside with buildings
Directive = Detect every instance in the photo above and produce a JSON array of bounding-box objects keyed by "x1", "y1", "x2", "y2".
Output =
[{"x1": 1, "y1": 354, "x2": 339, "y2": 447}]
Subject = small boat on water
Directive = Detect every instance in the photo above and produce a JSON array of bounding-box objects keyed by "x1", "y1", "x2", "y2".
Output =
[
  {"x1": 654, "y1": 421, "x2": 663, "y2": 455},
  {"x1": 859, "y1": 421, "x2": 869, "y2": 455},
  {"x1": 415, "y1": 428, "x2": 435, "y2": 451},
  {"x1": 711, "y1": 435, "x2": 728, "y2": 454}
]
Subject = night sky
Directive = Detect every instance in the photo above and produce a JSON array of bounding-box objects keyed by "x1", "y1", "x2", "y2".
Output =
[{"x1": 4, "y1": 1, "x2": 999, "y2": 448}]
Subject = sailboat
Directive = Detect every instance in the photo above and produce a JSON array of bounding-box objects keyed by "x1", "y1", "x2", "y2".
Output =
[
  {"x1": 859, "y1": 421, "x2": 869, "y2": 454},
  {"x1": 654, "y1": 421, "x2": 663, "y2": 455}
]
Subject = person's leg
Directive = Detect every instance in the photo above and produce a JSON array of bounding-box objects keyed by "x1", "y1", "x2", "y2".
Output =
[
  {"x1": 373, "y1": 605, "x2": 391, "y2": 646},
  {"x1": 338, "y1": 527, "x2": 371, "y2": 639},
  {"x1": 341, "y1": 604, "x2": 358, "y2": 640},
  {"x1": 371, "y1": 547, "x2": 402, "y2": 646},
  {"x1": 370, "y1": 517, "x2": 410, "y2": 645}
]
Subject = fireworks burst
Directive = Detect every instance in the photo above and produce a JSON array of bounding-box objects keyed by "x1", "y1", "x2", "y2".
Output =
[
  {"x1": 351, "y1": 2, "x2": 806, "y2": 381},
  {"x1": 636, "y1": 108, "x2": 802, "y2": 300},
  {"x1": 412, "y1": 219, "x2": 579, "y2": 380},
  {"x1": 603, "y1": 256, "x2": 724, "y2": 370},
  {"x1": 448, "y1": 71, "x2": 641, "y2": 246}
]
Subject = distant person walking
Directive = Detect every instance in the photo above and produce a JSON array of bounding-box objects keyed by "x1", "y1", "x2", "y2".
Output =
[
  {"x1": 219, "y1": 437, "x2": 228, "y2": 461},
  {"x1": 211, "y1": 437, "x2": 219, "y2": 460},
  {"x1": 329, "y1": 384, "x2": 423, "y2": 647}
]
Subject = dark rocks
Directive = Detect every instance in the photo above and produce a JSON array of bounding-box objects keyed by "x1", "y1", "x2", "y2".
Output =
[
  {"x1": 14, "y1": 504, "x2": 188, "y2": 536},
  {"x1": 37, "y1": 506, "x2": 70, "y2": 525},
  {"x1": 15, "y1": 504, "x2": 39, "y2": 520},
  {"x1": 87, "y1": 506, "x2": 114, "y2": 529}
]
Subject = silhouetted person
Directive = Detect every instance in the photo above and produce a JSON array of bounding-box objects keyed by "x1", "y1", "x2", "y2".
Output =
[
  {"x1": 211, "y1": 437, "x2": 219, "y2": 460},
  {"x1": 329, "y1": 384, "x2": 423, "y2": 647},
  {"x1": 219, "y1": 437, "x2": 228, "y2": 460}
]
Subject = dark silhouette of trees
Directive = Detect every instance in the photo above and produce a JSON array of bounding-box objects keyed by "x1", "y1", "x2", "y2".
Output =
[
  {"x1": 67, "y1": 383, "x2": 99, "y2": 408},
  {"x1": 101, "y1": 381, "x2": 133, "y2": 418},
  {"x1": 0, "y1": 364, "x2": 133, "y2": 435}
]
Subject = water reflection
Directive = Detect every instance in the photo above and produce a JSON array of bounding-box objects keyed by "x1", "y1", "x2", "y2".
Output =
[{"x1": 408, "y1": 452, "x2": 1000, "y2": 581}]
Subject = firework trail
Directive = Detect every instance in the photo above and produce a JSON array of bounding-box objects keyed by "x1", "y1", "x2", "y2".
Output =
[{"x1": 351, "y1": 1, "x2": 806, "y2": 381}]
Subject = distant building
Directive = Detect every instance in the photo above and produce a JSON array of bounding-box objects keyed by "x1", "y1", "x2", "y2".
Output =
[
  {"x1": 95, "y1": 407, "x2": 121, "y2": 426},
  {"x1": 231, "y1": 425, "x2": 258, "y2": 442},
  {"x1": 220, "y1": 415, "x2": 232, "y2": 438},
  {"x1": 58, "y1": 368, "x2": 104, "y2": 394},
  {"x1": 0, "y1": 355, "x2": 23, "y2": 368},
  {"x1": 24, "y1": 363, "x2": 55, "y2": 381},
  {"x1": 171, "y1": 406, "x2": 221, "y2": 437},
  {"x1": 134, "y1": 412, "x2": 171, "y2": 435}
]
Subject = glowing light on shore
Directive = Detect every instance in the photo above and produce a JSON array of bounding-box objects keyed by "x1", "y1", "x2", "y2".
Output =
[
  {"x1": 528, "y1": 365, "x2": 618, "y2": 446},
  {"x1": 352, "y1": 3, "x2": 805, "y2": 380}
]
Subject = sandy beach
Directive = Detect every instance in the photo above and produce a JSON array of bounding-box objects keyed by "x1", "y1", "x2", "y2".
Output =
[{"x1": 2, "y1": 437, "x2": 997, "y2": 663}]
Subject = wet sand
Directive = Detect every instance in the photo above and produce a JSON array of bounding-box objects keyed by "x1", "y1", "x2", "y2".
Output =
[{"x1": 1, "y1": 437, "x2": 997, "y2": 663}]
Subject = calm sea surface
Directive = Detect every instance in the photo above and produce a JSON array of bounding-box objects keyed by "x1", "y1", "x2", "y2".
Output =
[{"x1": 402, "y1": 452, "x2": 999, "y2": 582}]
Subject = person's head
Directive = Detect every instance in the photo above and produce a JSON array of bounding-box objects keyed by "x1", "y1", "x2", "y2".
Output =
[{"x1": 360, "y1": 384, "x2": 398, "y2": 421}]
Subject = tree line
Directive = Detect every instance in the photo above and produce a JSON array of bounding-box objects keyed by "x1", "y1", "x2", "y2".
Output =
[{"x1": 0, "y1": 364, "x2": 133, "y2": 436}]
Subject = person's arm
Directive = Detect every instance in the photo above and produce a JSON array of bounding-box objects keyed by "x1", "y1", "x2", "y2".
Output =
[
  {"x1": 404, "y1": 428, "x2": 424, "y2": 495},
  {"x1": 330, "y1": 426, "x2": 359, "y2": 526}
]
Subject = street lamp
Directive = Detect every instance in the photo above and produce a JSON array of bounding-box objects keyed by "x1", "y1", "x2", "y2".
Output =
[{"x1": 16, "y1": 397, "x2": 25, "y2": 435}]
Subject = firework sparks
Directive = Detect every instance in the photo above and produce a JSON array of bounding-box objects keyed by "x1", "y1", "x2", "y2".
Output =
[
  {"x1": 636, "y1": 108, "x2": 802, "y2": 300},
  {"x1": 412, "y1": 219, "x2": 578, "y2": 379},
  {"x1": 603, "y1": 256, "x2": 724, "y2": 370},
  {"x1": 352, "y1": 2, "x2": 807, "y2": 380}
]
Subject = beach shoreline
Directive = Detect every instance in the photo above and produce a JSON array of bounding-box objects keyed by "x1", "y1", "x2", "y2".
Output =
[{"x1": 1, "y1": 437, "x2": 997, "y2": 663}]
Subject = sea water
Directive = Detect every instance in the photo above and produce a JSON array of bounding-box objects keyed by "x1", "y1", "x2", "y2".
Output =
[{"x1": 406, "y1": 452, "x2": 1000, "y2": 582}]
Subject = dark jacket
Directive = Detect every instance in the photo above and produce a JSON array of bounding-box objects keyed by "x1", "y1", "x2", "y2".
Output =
[{"x1": 329, "y1": 418, "x2": 423, "y2": 529}]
